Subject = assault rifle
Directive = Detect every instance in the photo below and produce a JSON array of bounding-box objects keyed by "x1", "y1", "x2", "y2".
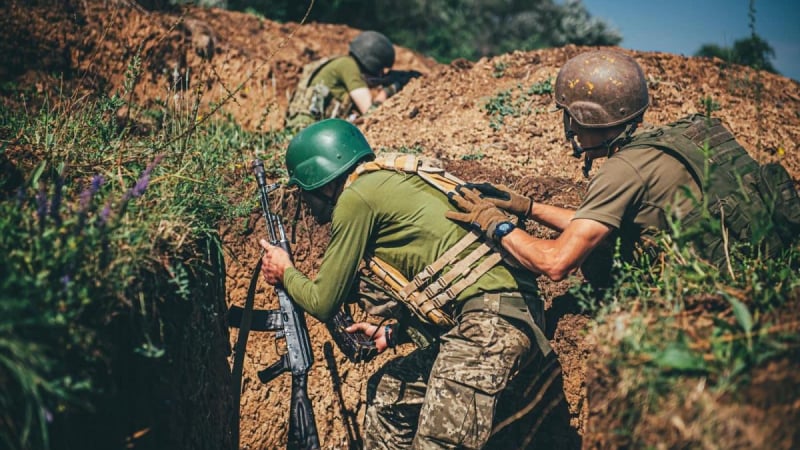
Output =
[
  {"x1": 380, "y1": 69, "x2": 423, "y2": 97},
  {"x1": 387, "y1": 69, "x2": 422, "y2": 87},
  {"x1": 229, "y1": 159, "x2": 320, "y2": 450}
]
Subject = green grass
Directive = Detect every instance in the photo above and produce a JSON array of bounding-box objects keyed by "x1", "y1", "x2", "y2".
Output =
[
  {"x1": 573, "y1": 148, "x2": 800, "y2": 446},
  {"x1": 482, "y1": 78, "x2": 553, "y2": 130},
  {"x1": 0, "y1": 63, "x2": 290, "y2": 448}
]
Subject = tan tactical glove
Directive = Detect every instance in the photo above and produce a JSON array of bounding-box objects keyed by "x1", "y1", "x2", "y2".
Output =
[
  {"x1": 446, "y1": 187, "x2": 513, "y2": 241},
  {"x1": 462, "y1": 182, "x2": 532, "y2": 218}
]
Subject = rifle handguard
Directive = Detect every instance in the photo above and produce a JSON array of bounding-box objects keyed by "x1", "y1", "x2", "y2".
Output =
[{"x1": 326, "y1": 308, "x2": 378, "y2": 363}]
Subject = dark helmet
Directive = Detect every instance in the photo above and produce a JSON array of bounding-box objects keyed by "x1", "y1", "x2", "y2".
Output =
[
  {"x1": 286, "y1": 118, "x2": 375, "y2": 191},
  {"x1": 349, "y1": 31, "x2": 395, "y2": 76},
  {"x1": 555, "y1": 50, "x2": 649, "y2": 128}
]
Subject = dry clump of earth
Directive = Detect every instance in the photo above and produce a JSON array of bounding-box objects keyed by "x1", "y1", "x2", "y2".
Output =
[{"x1": 2, "y1": 1, "x2": 799, "y2": 449}]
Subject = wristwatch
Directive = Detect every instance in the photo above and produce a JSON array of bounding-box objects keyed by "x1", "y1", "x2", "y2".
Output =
[{"x1": 493, "y1": 221, "x2": 516, "y2": 241}]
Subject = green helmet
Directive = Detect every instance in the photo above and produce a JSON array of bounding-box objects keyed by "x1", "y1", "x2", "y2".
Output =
[
  {"x1": 286, "y1": 118, "x2": 375, "y2": 191},
  {"x1": 349, "y1": 31, "x2": 395, "y2": 76},
  {"x1": 555, "y1": 50, "x2": 649, "y2": 128}
]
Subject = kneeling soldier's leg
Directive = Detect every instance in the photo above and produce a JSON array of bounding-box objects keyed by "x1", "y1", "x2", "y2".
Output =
[
  {"x1": 364, "y1": 345, "x2": 438, "y2": 449},
  {"x1": 414, "y1": 310, "x2": 532, "y2": 449}
]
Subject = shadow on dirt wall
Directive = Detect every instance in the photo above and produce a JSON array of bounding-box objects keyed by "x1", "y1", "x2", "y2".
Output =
[{"x1": 47, "y1": 237, "x2": 236, "y2": 450}]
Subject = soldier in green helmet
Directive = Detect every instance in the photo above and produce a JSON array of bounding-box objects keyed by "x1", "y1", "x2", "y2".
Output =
[
  {"x1": 446, "y1": 49, "x2": 800, "y2": 285},
  {"x1": 286, "y1": 31, "x2": 415, "y2": 131},
  {"x1": 260, "y1": 118, "x2": 553, "y2": 448}
]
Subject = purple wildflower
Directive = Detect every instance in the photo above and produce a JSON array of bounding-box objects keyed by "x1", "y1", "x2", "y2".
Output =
[
  {"x1": 130, "y1": 173, "x2": 150, "y2": 198},
  {"x1": 122, "y1": 154, "x2": 163, "y2": 202},
  {"x1": 79, "y1": 187, "x2": 93, "y2": 212},
  {"x1": 60, "y1": 275, "x2": 71, "y2": 289},
  {"x1": 98, "y1": 203, "x2": 111, "y2": 228},
  {"x1": 79, "y1": 175, "x2": 105, "y2": 211},
  {"x1": 91, "y1": 175, "x2": 105, "y2": 193},
  {"x1": 76, "y1": 175, "x2": 105, "y2": 234}
]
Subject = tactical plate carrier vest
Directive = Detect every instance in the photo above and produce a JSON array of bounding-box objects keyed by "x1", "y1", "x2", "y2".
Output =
[
  {"x1": 625, "y1": 114, "x2": 800, "y2": 268},
  {"x1": 344, "y1": 154, "x2": 517, "y2": 327}
]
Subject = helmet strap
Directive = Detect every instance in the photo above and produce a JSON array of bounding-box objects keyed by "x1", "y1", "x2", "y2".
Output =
[
  {"x1": 290, "y1": 189, "x2": 302, "y2": 245},
  {"x1": 572, "y1": 120, "x2": 641, "y2": 178}
]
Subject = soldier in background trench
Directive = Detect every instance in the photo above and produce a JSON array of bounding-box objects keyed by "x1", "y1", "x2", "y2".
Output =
[
  {"x1": 285, "y1": 31, "x2": 414, "y2": 132},
  {"x1": 259, "y1": 118, "x2": 554, "y2": 449},
  {"x1": 447, "y1": 49, "x2": 800, "y2": 286}
]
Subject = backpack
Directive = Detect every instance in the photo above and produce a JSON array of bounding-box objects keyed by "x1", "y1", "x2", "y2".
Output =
[
  {"x1": 625, "y1": 114, "x2": 800, "y2": 268},
  {"x1": 285, "y1": 57, "x2": 354, "y2": 128}
]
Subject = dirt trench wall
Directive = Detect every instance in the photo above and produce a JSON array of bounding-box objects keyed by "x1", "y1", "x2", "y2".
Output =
[{"x1": 4, "y1": 2, "x2": 800, "y2": 449}]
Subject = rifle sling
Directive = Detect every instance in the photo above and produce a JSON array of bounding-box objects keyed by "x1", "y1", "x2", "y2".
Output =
[{"x1": 229, "y1": 258, "x2": 262, "y2": 449}]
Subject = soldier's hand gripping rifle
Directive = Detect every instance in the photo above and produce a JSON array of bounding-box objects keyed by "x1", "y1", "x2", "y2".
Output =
[{"x1": 245, "y1": 159, "x2": 320, "y2": 450}]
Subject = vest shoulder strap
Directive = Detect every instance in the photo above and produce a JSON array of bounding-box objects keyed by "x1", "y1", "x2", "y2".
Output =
[{"x1": 345, "y1": 153, "x2": 465, "y2": 194}]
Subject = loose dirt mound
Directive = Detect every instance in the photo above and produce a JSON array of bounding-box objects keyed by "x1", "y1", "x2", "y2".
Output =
[{"x1": 3, "y1": 1, "x2": 799, "y2": 449}]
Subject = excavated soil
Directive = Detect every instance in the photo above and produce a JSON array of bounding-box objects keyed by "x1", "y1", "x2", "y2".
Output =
[{"x1": 2, "y1": 1, "x2": 799, "y2": 449}]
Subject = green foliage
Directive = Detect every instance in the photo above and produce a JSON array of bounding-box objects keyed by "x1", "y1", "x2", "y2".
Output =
[
  {"x1": 460, "y1": 150, "x2": 485, "y2": 161},
  {"x1": 378, "y1": 144, "x2": 424, "y2": 155},
  {"x1": 492, "y1": 61, "x2": 508, "y2": 79},
  {"x1": 484, "y1": 88, "x2": 520, "y2": 130},
  {"x1": 573, "y1": 131, "x2": 800, "y2": 408},
  {"x1": 0, "y1": 59, "x2": 289, "y2": 448},
  {"x1": 573, "y1": 113, "x2": 800, "y2": 448},
  {"x1": 695, "y1": 34, "x2": 778, "y2": 74},
  {"x1": 699, "y1": 95, "x2": 721, "y2": 115},
  {"x1": 526, "y1": 77, "x2": 554, "y2": 95},
  {"x1": 695, "y1": 1, "x2": 777, "y2": 75},
  {"x1": 482, "y1": 78, "x2": 553, "y2": 130},
  {"x1": 227, "y1": 0, "x2": 621, "y2": 63},
  {"x1": 0, "y1": 162, "x2": 157, "y2": 449},
  {"x1": 695, "y1": 1, "x2": 778, "y2": 79}
]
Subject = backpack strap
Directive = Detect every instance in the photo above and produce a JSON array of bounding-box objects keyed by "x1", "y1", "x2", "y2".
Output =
[
  {"x1": 287, "y1": 57, "x2": 356, "y2": 122},
  {"x1": 399, "y1": 231, "x2": 479, "y2": 298}
]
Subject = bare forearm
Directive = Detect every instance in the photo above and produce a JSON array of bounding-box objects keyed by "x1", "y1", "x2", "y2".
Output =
[
  {"x1": 501, "y1": 218, "x2": 613, "y2": 281},
  {"x1": 530, "y1": 202, "x2": 575, "y2": 232},
  {"x1": 349, "y1": 87, "x2": 374, "y2": 114},
  {"x1": 501, "y1": 230, "x2": 577, "y2": 281}
]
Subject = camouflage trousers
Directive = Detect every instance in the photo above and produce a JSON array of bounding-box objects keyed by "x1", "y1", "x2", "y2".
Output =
[{"x1": 363, "y1": 304, "x2": 542, "y2": 449}]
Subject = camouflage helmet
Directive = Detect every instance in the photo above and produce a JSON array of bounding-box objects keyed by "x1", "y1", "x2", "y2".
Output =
[
  {"x1": 555, "y1": 50, "x2": 649, "y2": 128},
  {"x1": 349, "y1": 31, "x2": 395, "y2": 76},
  {"x1": 286, "y1": 118, "x2": 375, "y2": 191}
]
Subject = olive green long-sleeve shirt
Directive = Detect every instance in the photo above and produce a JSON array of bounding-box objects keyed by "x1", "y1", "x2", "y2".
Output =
[{"x1": 284, "y1": 170, "x2": 538, "y2": 322}]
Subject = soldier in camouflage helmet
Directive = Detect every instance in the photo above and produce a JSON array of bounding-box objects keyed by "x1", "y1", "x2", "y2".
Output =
[
  {"x1": 260, "y1": 119, "x2": 553, "y2": 448},
  {"x1": 447, "y1": 49, "x2": 799, "y2": 285},
  {"x1": 285, "y1": 31, "x2": 407, "y2": 131}
]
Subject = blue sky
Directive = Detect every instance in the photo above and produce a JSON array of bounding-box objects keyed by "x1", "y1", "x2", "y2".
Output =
[{"x1": 579, "y1": 0, "x2": 800, "y2": 82}]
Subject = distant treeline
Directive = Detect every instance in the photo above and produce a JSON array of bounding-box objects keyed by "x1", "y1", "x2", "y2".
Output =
[{"x1": 224, "y1": 0, "x2": 622, "y2": 62}]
